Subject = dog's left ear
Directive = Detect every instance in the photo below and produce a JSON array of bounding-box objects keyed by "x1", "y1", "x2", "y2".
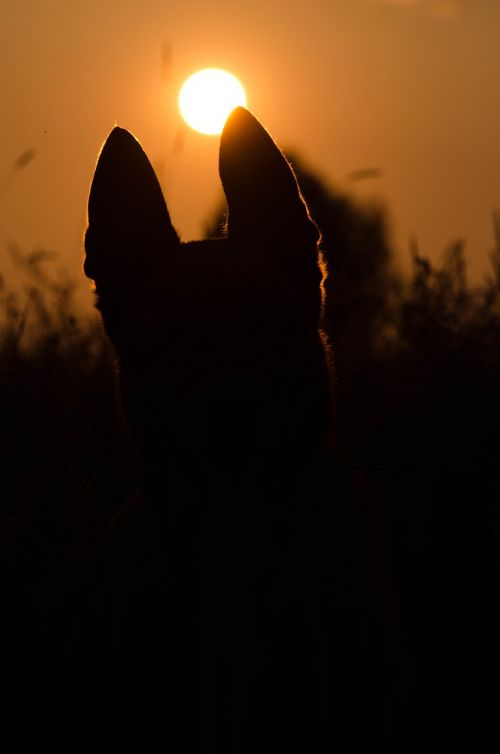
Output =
[
  {"x1": 219, "y1": 107, "x2": 318, "y2": 246},
  {"x1": 85, "y1": 127, "x2": 180, "y2": 285}
]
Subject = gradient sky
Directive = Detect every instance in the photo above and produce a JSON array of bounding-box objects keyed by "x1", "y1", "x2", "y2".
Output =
[{"x1": 1, "y1": 0, "x2": 499, "y2": 304}]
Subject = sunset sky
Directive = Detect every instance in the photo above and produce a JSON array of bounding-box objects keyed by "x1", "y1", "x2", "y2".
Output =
[{"x1": 1, "y1": 0, "x2": 499, "y2": 303}]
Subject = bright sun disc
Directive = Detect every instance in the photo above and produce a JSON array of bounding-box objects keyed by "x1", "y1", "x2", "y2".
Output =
[{"x1": 179, "y1": 69, "x2": 247, "y2": 136}]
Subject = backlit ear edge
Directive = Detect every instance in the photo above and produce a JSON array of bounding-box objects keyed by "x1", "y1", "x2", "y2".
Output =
[
  {"x1": 85, "y1": 127, "x2": 179, "y2": 283},
  {"x1": 219, "y1": 107, "x2": 319, "y2": 244}
]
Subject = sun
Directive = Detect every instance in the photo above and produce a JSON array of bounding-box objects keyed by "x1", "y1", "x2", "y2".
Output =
[{"x1": 178, "y1": 69, "x2": 247, "y2": 136}]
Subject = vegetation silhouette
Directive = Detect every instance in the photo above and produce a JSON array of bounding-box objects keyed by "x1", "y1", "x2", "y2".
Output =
[
  {"x1": 272, "y1": 162, "x2": 500, "y2": 749},
  {"x1": 0, "y1": 113, "x2": 498, "y2": 751},
  {"x1": 282, "y1": 163, "x2": 500, "y2": 749}
]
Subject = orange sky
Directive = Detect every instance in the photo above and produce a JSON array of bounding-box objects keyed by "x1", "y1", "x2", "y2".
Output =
[{"x1": 1, "y1": 0, "x2": 499, "y2": 304}]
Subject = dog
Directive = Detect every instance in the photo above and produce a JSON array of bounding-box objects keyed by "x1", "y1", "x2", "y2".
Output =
[{"x1": 82, "y1": 107, "x2": 397, "y2": 752}]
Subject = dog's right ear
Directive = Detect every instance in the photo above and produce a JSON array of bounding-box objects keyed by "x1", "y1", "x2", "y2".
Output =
[
  {"x1": 219, "y1": 107, "x2": 319, "y2": 247},
  {"x1": 84, "y1": 127, "x2": 179, "y2": 285}
]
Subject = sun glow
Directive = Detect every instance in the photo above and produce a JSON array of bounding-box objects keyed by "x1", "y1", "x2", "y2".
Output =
[{"x1": 178, "y1": 69, "x2": 247, "y2": 136}]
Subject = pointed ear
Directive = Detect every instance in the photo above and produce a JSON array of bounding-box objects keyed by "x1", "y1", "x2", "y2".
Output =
[
  {"x1": 84, "y1": 127, "x2": 179, "y2": 284},
  {"x1": 219, "y1": 108, "x2": 318, "y2": 244}
]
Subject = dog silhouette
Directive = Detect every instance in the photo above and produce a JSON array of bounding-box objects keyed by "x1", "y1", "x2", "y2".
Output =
[{"x1": 83, "y1": 107, "x2": 397, "y2": 752}]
